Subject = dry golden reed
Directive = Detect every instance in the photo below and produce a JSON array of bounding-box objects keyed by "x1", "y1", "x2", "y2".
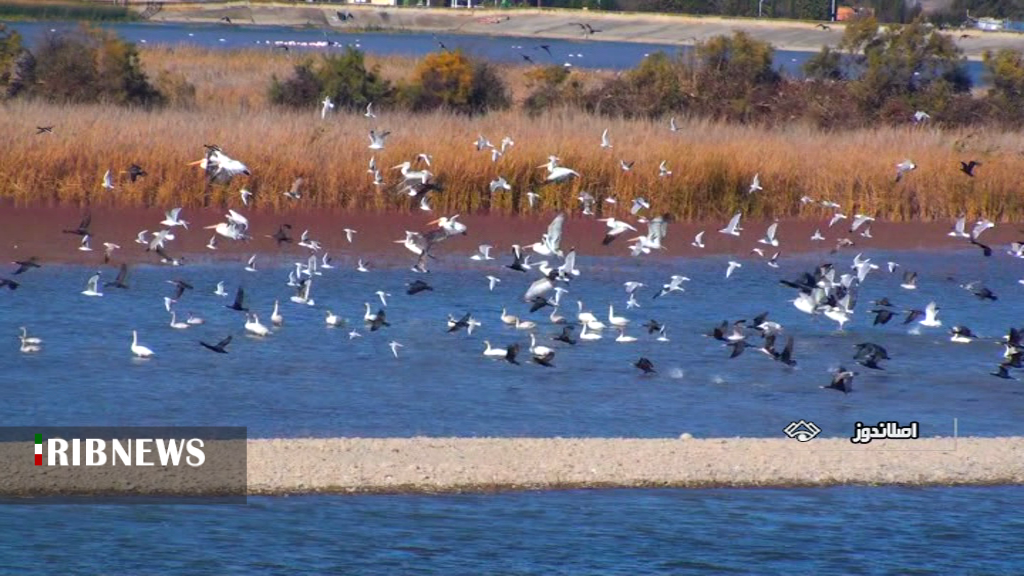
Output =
[{"x1": 1, "y1": 46, "x2": 1021, "y2": 222}]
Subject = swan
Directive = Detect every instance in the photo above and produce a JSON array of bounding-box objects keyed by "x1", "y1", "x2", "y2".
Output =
[
  {"x1": 326, "y1": 310, "x2": 344, "y2": 327},
  {"x1": 130, "y1": 330, "x2": 154, "y2": 358},
  {"x1": 19, "y1": 327, "x2": 42, "y2": 345},
  {"x1": 363, "y1": 303, "x2": 378, "y2": 323},
  {"x1": 515, "y1": 318, "x2": 536, "y2": 330},
  {"x1": 169, "y1": 312, "x2": 190, "y2": 330},
  {"x1": 500, "y1": 308, "x2": 518, "y2": 326},
  {"x1": 482, "y1": 340, "x2": 507, "y2": 358},
  {"x1": 244, "y1": 314, "x2": 270, "y2": 337},
  {"x1": 186, "y1": 312, "x2": 205, "y2": 325},
  {"x1": 576, "y1": 301, "x2": 598, "y2": 325},
  {"x1": 549, "y1": 308, "x2": 566, "y2": 324},
  {"x1": 580, "y1": 323, "x2": 602, "y2": 341},
  {"x1": 608, "y1": 304, "x2": 630, "y2": 328},
  {"x1": 271, "y1": 300, "x2": 284, "y2": 326},
  {"x1": 19, "y1": 338, "x2": 41, "y2": 353},
  {"x1": 529, "y1": 333, "x2": 554, "y2": 357},
  {"x1": 615, "y1": 328, "x2": 637, "y2": 343}
]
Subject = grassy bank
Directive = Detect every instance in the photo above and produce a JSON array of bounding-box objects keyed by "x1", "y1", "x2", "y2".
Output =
[
  {"x1": 0, "y1": 1, "x2": 139, "y2": 22},
  {"x1": 2, "y1": 45, "x2": 1022, "y2": 221}
]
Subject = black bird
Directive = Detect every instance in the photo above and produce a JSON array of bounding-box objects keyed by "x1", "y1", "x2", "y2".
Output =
[
  {"x1": 153, "y1": 246, "x2": 183, "y2": 266},
  {"x1": 642, "y1": 319, "x2": 663, "y2": 335},
  {"x1": 554, "y1": 326, "x2": 577, "y2": 345},
  {"x1": 726, "y1": 340, "x2": 749, "y2": 359},
  {"x1": 504, "y1": 343, "x2": 520, "y2": 365},
  {"x1": 437, "y1": 39, "x2": 449, "y2": 52},
  {"x1": 969, "y1": 236, "x2": 993, "y2": 257},
  {"x1": 823, "y1": 366, "x2": 855, "y2": 393},
  {"x1": 11, "y1": 257, "x2": 40, "y2": 275},
  {"x1": 268, "y1": 224, "x2": 293, "y2": 246},
  {"x1": 0, "y1": 278, "x2": 19, "y2": 290},
  {"x1": 104, "y1": 263, "x2": 129, "y2": 289},
  {"x1": 532, "y1": 350, "x2": 555, "y2": 367},
  {"x1": 772, "y1": 336, "x2": 796, "y2": 367},
  {"x1": 872, "y1": 297, "x2": 895, "y2": 307},
  {"x1": 167, "y1": 279, "x2": 194, "y2": 300},
  {"x1": 521, "y1": 54, "x2": 534, "y2": 64},
  {"x1": 126, "y1": 164, "x2": 147, "y2": 183},
  {"x1": 536, "y1": 44, "x2": 553, "y2": 57},
  {"x1": 817, "y1": 23, "x2": 831, "y2": 30},
  {"x1": 960, "y1": 160, "x2": 981, "y2": 177},
  {"x1": 870, "y1": 308, "x2": 894, "y2": 325},
  {"x1": 961, "y1": 281, "x2": 997, "y2": 301},
  {"x1": 62, "y1": 213, "x2": 91, "y2": 236},
  {"x1": 220, "y1": 16, "x2": 232, "y2": 24},
  {"x1": 36, "y1": 126, "x2": 54, "y2": 135},
  {"x1": 529, "y1": 296, "x2": 554, "y2": 313},
  {"x1": 370, "y1": 309, "x2": 390, "y2": 332},
  {"x1": 406, "y1": 279, "x2": 433, "y2": 295},
  {"x1": 506, "y1": 245, "x2": 529, "y2": 272},
  {"x1": 634, "y1": 357, "x2": 656, "y2": 374},
  {"x1": 950, "y1": 325, "x2": 978, "y2": 342},
  {"x1": 447, "y1": 312, "x2": 473, "y2": 333},
  {"x1": 225, "y1": 286, "x2": 248, "y2": 312},
  {"x1": 991, "y1": 363, "x2": 1015, "y2": 379},
  {"x1": 903, "y1": 309, "x2": 924, "y2": 324},
  {"x1": 854, "y1": 342, "x2": 889, "y2": 370},
  {"x1": 200, "y1": 335, "x2": 233, "y2": 354}
]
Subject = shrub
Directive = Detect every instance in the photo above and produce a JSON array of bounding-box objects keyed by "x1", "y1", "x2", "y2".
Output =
[
  {"x1": 0, "y1": 23, "x2": 33, "y2": 99},
  {"x1": 589, "y1": 51, "x2": 689, "y2": 118},
  {"x1": 403, "y1": 49, "x2": 510, "y2": 115},
  {"x1": 982, "y1": 48, "x2": 1024, "y2": 125},
  {"x1": 694, "y1": 31, "x2": 780, "y2": 122},
  {"x1": 269, "y1": 48, "x2": 394, "y2": 111}
]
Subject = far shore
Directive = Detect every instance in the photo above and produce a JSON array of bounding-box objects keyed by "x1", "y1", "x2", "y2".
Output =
[
  {"x1": 0, "y1": 205, "x2": 1004, "y2": 268},
  {"x1": 142, "y1": 2, "x2": 1023, "y2": 61}
]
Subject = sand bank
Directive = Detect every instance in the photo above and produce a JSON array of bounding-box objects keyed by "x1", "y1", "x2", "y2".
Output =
[
  {"x1": 0, "y1": 205, "x2": 1001, "y2": 268},
  {"x1": 147, "y1": 3, "x2": 1021, "y2": 61}
]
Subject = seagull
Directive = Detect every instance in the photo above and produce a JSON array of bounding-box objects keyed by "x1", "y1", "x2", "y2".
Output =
[
  {"x1": 81, "y1": 272, "x2": 103, "y2": 297},
  {"x1": 900, "y1": 270, "x2": 917, "y2": 290},
  {"x1": 691, "y1": 231, "x2": 705, "y2": 249},
  {"x1": 489, "y1": 176, "x2": 512, "y2": 193},
  {"x1": 388, "y1": 340, "x2": 403, "y2": 358},
  {"x1": 161, "y1": 208, "x2": 189, "y2": 229},
  {"x1": 895, "y1": 159, "x2": 916, "y2": 182},
  {"x1": 919, "y1": 301, "x2": 942, "y2": 327},
  {"x1": 240, "y1": 189, "x2": 253, "y2": 206},
  {"x1": 600, "y1": 218, "x2": 637, "y2": 246},
  {"x1": 471, "y1": 245, "x2": 495, "y2": 260},
  {"x1": 244, "y1": 255, "x2": 257, "y2": 273},
  {"x1": 343, "y1": 228, "x2": 357, "y2": 243},
  {"x1": 822, "y1": 367, "x2": 855, "y2": 393},
  {"x1": 828, "y1": 213, "x2": 847, "y2": 228},
  {"x1": 320, "y1": 96, "x2": 334, "y2": 119},
  {"x1": 376, "y1": 290, "x2": 390, "y2": 307},
  {"x1": 368, "y1": 129, "x2": 390, "y2": 150},
  {"x1": 949, "y1": 215, "x2": 970, "y2": 238},
  {"x1": 719, "y1": 212, "x2": 743, "y2": 236},
  {"x1": 78, "y1": 235, "x2": 93, "y2": 252},
  {"x1": 658, "y1": 160, "x2": 672, "y2": 178},
  {"x1": 748, "y1": 173, "x2": 762, "y2": 194},
  {"x1": 758, "y1": 223, "x2": 779, "y2": 246},
  {"x1": 619, "y1": 160, "x2": 634, "y2": 172},
  {"x1": 357, "y1": 259, "x2": 369, "y2": 273},
  {"x1": 725, "y1": 261, "x2": 742, "y2": 278},
  {"x1": 365, "y1": 102, "x2": 376, "y2": 118},
  {"x1": 486, "y1": 275, "x2": 501, "y2": 291},
  {"x1": 102, "y1": 169, "x2": 115, "y2": 190},
  {"x1": 849, "y1": 214, "x2": 875, "y2": 233},
  {"x1": 811, "y1": 229, "x2": 825, "y2": 241},
  {"x1": 213, "y1": 281, "x2": 228, "y2": 297},
  {"x1": 282, "y1": 177, "x2": 304, "y2": 201},
  {"x1": 600, "y1": 128, "x2": 612, "y2": 149}
]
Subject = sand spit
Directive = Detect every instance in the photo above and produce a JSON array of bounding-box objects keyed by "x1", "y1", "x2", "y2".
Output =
[
  {"x1": 247, "y1": 437, "x2": 1024, "y2": 494},
  {"x1": 147, "y1": 3, "x2": 1021, "y2": 61}
]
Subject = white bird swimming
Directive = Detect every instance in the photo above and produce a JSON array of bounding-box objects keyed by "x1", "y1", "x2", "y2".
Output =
[
  {"x1": 271, "y1": 300, "x2": 284, "y2": 326},
  {"x1": 615, "y1": 328, "x2": 637, "y2": 343},
  {"x1": 325, "y1": 310, "x2": 344, "y2": 327},
  {"x1": 130, "y1": 330, "x2": 154, "y2": 358},
  {"x1": 244, "y1": 313, "x2": 271, "y2": 337},
  {"x1": 81, "y1": 272, "x2": 103, "y2": 297},
  {"x1": 608, "y1": 304, "x2": 629, "y2": 328},
  {"x1": 579, "y1": 323, "x2": 602, "y2": 341},
  {"x1": 19, "y1": 327, "x2": 42, "y2": 346},
  {"x1": 169, "y1": 311, "x2": 189, "y2": 330},
  {"x1": 186, "y1": 312, "x2": 204, "y2": 326},
  {"x1": 482, "y1": 340, "x2": 508, "y2": 358}
]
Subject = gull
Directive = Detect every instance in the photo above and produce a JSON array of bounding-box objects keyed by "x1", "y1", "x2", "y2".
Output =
[
  {"x1": 630, "y1": 197, "x2": 650, "y2": 215},
  {"x1": 526, "y1": 191, "x2": 540, "y2": 208},
  {"x1": 372, "y1": 169, "x2": 384, "y2": 186},
  {"x1": 102, "y1": 169, "x2": 115, "y2": 190},
  {"x1": 919, "y1": 301, "x2": 942, "y2": 327},
  {"x1": 626, "y1": 293, "x2": 640, "y2": 309},
  {"x1": 860, "y1": 226, "x2": 873, "y2": 239},
  {"x1": 726, "y1": 261, "x2": 742, "y2": 278},
  {"x1": 949, "y1": 215, "x2": 970, "y2": 238},
  {"x1": 578, "y1": 191, "x2": 595, "y2": 215},
  {"x1": 913, "y1": 110, "x2": 931, "y2": 122},
  {"x1": 388, "y1": 341, "x2": 403, "y2": 358},
  {"x1": 416, "y1": 153, "x2": 432, "y2": 167},
  {"x1": 767, "y1": 251, "x2": 780, "y2": 268},
  {"x1": 850, "y1": 214, "x2": 874, "y2": 233},
  {"x1": 758, "y1": 222, "x2": 779, "y2": 246},
  {"x1": 357, "y1": 259, "x2": 369, "y2": 272},
  {"x1": 283, "y1": 177, "x2": 304, "y2": 201},
  {"x1": 800, "y1": 196, "x2": 815, "y2": 204},
  {"x1": 368, "y1": 129, "x2": 390, "y2": 150},
  {"x1": 531, "y1": 213, "x2": 565, "y2": 258},
  {"x1": 240, "y1": 188, "x2": 252, "y2": 206},
  {"x1": 244, "y1": 255, "x2": 257, "y2": 272},
  {"x1": 624, "y1": 281, "x2": 645, "y2": 295},
  {"x1": 658, "y1": 160, "x2": 672, "y2": 178},
  {"x1": 320, "y1": 253, "x2": 335, "y2": 270},
  {"x1": 226, "y1": 209, "x2": 249, "y2": 229},
  {"x1": 348, "y1": 329, "x2": 362, "y2": 340},
  {"x1": 600, "y1": 128, "x2": 612, "y2": 149},
  {"x1": 600, "y1": 218, "x2": 636, "y2": 245},
  {"x1": 619, "y1": 160, "x2": 634, "y2": 172},
  {"x1": 475, "y1": 134, "x2": 494, "y2": 151},
  {"x1": 214, "y1": 281, "x2": 227, "y2": 297},
  {"x1": 297, "y1": 229, "x2": 321, "y2": 251},
  {"x1": 653, "y1": 275, "x2": 688, "y2": 299},
  {"x1": 895, "y1": 159, "x2": 916, "y2": 182},
  {"x1": 950, "y1": 326, "x2": 978, "y2": 343},
  {"x1": 344, "y1": 228, "x2": 357, "y2": 243},
  {"x1": 134, "y1": 230, "x2": 148, "y2": 245},
  {"x1": 629, "y1": 215, "x2": 669, "y2": 255},
  {"x1": 719, "y1": 212, "x2": 743, "y2": 236},
  {"x1": 376, "y1": 291, "x2": 390, "y2": 307},
  {"x1": 748, "y1": 173, "x2": 762, "y2": 194},
  {"x1": 130, "y1": 331, "x2": 154, "y2": 358},
  {"x1": 291, "y1": 278, "x2": 314, "y2": 306},
  {"x1": 489, "y1": 176, "x2": 511, "y2": 193},
  {"x1": 669, "y1": 116, "x2": 679, "y2": 132},
  {"x1": 81, "y1": 272, "x2": 103, "y2": 297},
  {"x1": 320, "y1": 96, "x2": 334, "y2": 119},
  {"x1": 972, "y1": 218, "x2": 994, "y2": 240},
  {"x1": 365, "y1": 102, "x2": 376, "y2": 118},
  {"x1": 811, "y1": 229, "x2": 825, "y2": 241},
  {"x1": 828, "y1": 212, "x2": 847, "y2": 228},
  {"x1": 820, "y1": 200, "x2": 841, "y2": 209},
  {"x1": 206, "y1": 236, "x2": 218, "y2": 250},
  {"x1": 78, "y1": 235, "x2": 93, "y2": 252},
  {"x1": 486, "y1": 275, "x2": 501, "y2": 291},
  {"x1": 900, "y1": 270, "x2": 917, "y2": 290},
  {"x1": 161, "y1": 208, "x2": 189, "y2": 229},
  {"x1": 691, "y1": 231, "x2": 705, "y2": 248},
  {"x1": 471, "y1": 245, "x2": 494, "y2": 261}
]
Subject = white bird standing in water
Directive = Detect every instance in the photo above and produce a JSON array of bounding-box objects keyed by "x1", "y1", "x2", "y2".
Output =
[{"x1": 130, "y1": 331, "x2": 154, "y2": 358}]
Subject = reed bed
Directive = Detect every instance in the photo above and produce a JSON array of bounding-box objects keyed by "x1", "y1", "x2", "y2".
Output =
[{"x1": 2, "y1": 46, "x2": 1022, "y2": 222}]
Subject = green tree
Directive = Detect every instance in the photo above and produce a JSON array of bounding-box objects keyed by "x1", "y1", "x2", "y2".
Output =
[
  {"x1": 803, "y1": 45, "x2": 843, "y2": 81},
  {"x1": 982, "y1": 48, "x2": 1024, "y2": 123},
  {"x1": 0, "y1": 24, "x2": 33, "y2": 99},
  {"x1": 269, "y1": 48, "x2": 394, "y2": 111},
  {"x1": 695, "y1": 31, "x2": 779, "y2": 120}
]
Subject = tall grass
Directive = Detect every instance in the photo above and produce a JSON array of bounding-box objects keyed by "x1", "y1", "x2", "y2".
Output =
[{"x1": 1, "y1": 47, "x2": 1020, "y2": 222}]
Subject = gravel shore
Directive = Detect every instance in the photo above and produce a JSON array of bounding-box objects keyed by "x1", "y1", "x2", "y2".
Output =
[
  {"x1": 148, "y1": 3, "x2": 1022, "y2": 61},
  {"x1": 246, "y1": 437, "x2": 1024, "y2": 494}
]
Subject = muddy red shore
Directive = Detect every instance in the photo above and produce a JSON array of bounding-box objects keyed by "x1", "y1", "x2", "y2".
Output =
[{"x1": 0, "y1": 205, "x2": 1008, "y2": 270}]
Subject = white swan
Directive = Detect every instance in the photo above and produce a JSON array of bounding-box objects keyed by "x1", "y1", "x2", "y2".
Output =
[
  {"x1": 500, "y1": 308, "x2": 518, "y2": 326},
  {"x1": 482, "y1": 340, "x2": 507, "y2": 358},
  {"x1": 615, "y1": 328, "x2": 637, "y2": 343},
  {"x1": 19, "y1": 327, "x2": 42, "y2": 345},
  {"x1": 130, "y1": 331, "x2": 154, "y2": 358},
  {"x1": 608, "y1": 304, "x2": 629, "y2": 328},
  {"x1": 271, "y1": 300, "x2": 284, "y2": 326},
  {"x1": 169, "y1": 312, "x2": 189, "y2": 330},
  {"x1": 580, "y1": 323, "x2": 602, "y2": 341},
  {"x1": 326, "y1": 310, "x2": 344, "y2": 327},
  {"x1": 244, "y1": 314, "x2": 270, "y2": 337},
  {"x1": 363, "y1": 303, "x2": 378, "y2": 323}
]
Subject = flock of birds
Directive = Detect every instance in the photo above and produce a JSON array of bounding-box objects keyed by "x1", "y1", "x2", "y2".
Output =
[{"x1": 10, "y1": 108, "x2": 1023, "y2": 395}]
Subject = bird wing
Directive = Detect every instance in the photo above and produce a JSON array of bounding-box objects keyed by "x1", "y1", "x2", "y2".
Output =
[
  {"x1": 524, "y1": 276, "x2": 553, "y2": 302},
  {"x1": 546, "y1": 213, "x2": 565, "y2": 251},
  {"x1": 216, "y1": 335, "x2": 232, "y2": 349}
]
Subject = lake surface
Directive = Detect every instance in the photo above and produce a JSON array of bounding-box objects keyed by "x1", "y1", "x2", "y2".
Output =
[
  {"x1": 3, "y1": 487, "x2": 1023, "y2": 574},
  {"x1": 7, "y1": 20, "x2": 988, "y2": 82},
  {"x1": 3, "y1": 249, "x2": 1023, "y2": 439}
]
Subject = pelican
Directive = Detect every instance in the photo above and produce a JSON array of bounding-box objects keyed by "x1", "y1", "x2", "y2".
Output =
[
  {"x1": 471, "y1": 245, "x2": 494, "y2": 261},
  {"x1": 608, "y1": 304, "x2": 629, "y2": 328},
  {"x1": 393, "y1": 161, "x2": 432, "y2": 185},
  {"x1": 244, "y1": 313, "x2": 271, "y2": 336},
  {"x1": 169, "y1": 312, "x2": 189, "y2": 330},
  {"x1": 205, "y1": 221, "x2": 248, "y2": 241},
  {"x1": 326, "y1": 310, "x2": 344, "y2": 327},
  {"x1": 271, "y1": 300, "x2": 284, "y2": 326},
  {"x1": 189, "y1": 146, "x2": 250, "y2": 185},
  {"x1": 539, "y1": 157, "x2": 580, "y2": 183},
  {"x1": 225, "y1": 209, "x2": 249, "y2": 229},
  {"x1": 160, "y1": 208, "x2": 189, "y2": 229},
  {"x1": 130, "y1": 331, "x2": 154, "y2": 358},
  {"x1": 428, "y1": 215, "x2": 468, "y2": 236},
  {"x1": 483, "y1": 340, "x2": 508, "y2": 358},
  {"x1": 81, "y1": 272, "x2": 103, "y2": 297}
]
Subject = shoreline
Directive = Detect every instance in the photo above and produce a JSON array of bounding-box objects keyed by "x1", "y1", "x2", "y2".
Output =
[
  {"x1": 2, "y1": 437, "x2": 1022, "y2": 496},
  {"x1": 142, "y1": 3, "x2": 1024, "y2": 62},
  {"x1": 0, "y1": 206, "x2": 1005, "y2": 267}
]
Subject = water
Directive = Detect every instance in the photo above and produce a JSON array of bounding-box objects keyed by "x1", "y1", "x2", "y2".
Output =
[
  {"x1": 2, "y1": 487, "x2": 1022, "y2": 574},
  {"x1": 3, "y1": 250, "x2": 1023, "y2": 439},
  {"x1": 6, "y1": 21, "x2": 988, "y2": 81}
]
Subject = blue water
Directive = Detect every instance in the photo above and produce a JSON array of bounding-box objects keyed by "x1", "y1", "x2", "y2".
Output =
[
  {"x1": 3, "y1": 247, "x2": 1023, "y2": 439},
  {"x1": 6, "y1": 20, "x2": 987, "y2": 81},
  {"x1": 2, "y1": 487, "x2": 1022, "y2": 574}
]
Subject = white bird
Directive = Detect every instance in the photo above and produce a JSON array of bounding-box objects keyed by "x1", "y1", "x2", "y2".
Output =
[
  {"x1": 748, "y1": 173, "x2": 763, "y2": 194},
  {"x1": 949, "y1": 215, "x2": 970, "y2": 238},
  {"x1": 19, "y1": 327, "x2": 43, "y2": 346},
  {"x1": 658, "y1": 160, "x2": 672, "y2": 178},
  {"x1": 130, "y1": 330, "x2": 154, "y2": 358},
  {"x1": 103, "y1": 242, "x2": 122, "y2": 263},
  {"x1": 501, "y1": 308, "x2": 519, "y2": 326},
  {"x1": 719, "y1": 212, "x2": 743, "y2": 236},
  {"x1": 691, "y1": 231, "x2": 705, "y2": 249},
  {"x1": 482, "y1": 340, "x2": 508, "y2": 358},
  {"x1": 368, "y1": 129, "x2": 390, "y2": 150},
  {"x1": 811, "y1": 229, "x2": 825, "y2": 241},
  {"x1": 600, "y1": 128, "x2": 612, "y2": 149},
  {"x1": 271, "y1": 300, "x2": 284, "y2": 326},
  {"x1": 357, "y1": 259, "x2": 369, "y2": 272},
  {"x1": 486, "y1": 275, "x2": 501, "y2": 291},
  {"x1": 669, "y1": 116, "x2": 679, "y2": 132},
  {"x1": 344, "y1": 228, "x2": 357, "y2": 243},
  {"x1": 161, "y1": 207, "x2": 189, "y2": 229},
  {"x1": 376, "y1": 291, "x2": 390, "y2": 307},
  {"x1": 758, "y1": 222, "x2": 779, "y2": 246},
  {"x1": 206, "y1": 236, "x2": 218, "y2": 250},
  {"x1": 471, "y1": 245, "x2": 494, "y2": 261},
  {"x1": 81, "y1": 272, "x2": 103, "y2": 297},
  {"x1": 608, "y1": 304, "x2": 629, "y2": 328},
  {"x1": 630, "y1": 197, "x2": 650, "y2": 215},
  {"x1": 189, "y1": 147, "x2": 250, "y2": 185},
  {"x1": 600, "y1": 218, "x2": 637, "y2": 245},
  {"x1": 388, "y1": 340, "x2": 403, "y2": 358},
  {"x1": 726, "y1": 261, "x2": 742, "y2": 278},
  {"x1": 365, "y1": 102, "x2": 376, "y2": 118},
  {"x1": 214, "y1": 281, "x2": 228, "y2": 297},
  {"x1": 828, "y1": 213, "x2": 848, "y2": 228},
  {"x1": 526, "y1": 191, "x2": 540, "y2": 208},
  {"x1": 615, "y1": 328, "x2": 637, "y2": 343},
  {"x1": 244, "y1": 313, "x2": 271, "y2": 337},
  {"x1": 169, "y1": 312, "x2": 189, "y2": 330},
  {"x1": 850, "y1": 214, "x2": 875, "y2": 232},
  {"x1": 134, "y1": 230, "x2": 148, "y2": 245},
  {"x1": 393, "y1": 161, "x2": 432, "y2": 185},
  {"x1": 489, "y1": 176, "x2": 511, "y2": 193},
  {"x1": 349, "y1": 329, "x2": 362, "y2": 340},
  {"x1": 240, "y1": 188, "x2": 252, "y2": 206},
  {"x1": 102, "y1": 169, "x2": 115, "y2": 190},
  {"x1": 895, "y1": 159, "x2": 916, "y2": 182},
  {"x1": 919, "y1": 301, "x2": 942, "y2": 327},
  {"x1": 320, "y1": 253, "x2": 335, "y2": 270},
  {"x1": 913, "y1": 110, "x2": 931, "y2": 122},
  {"x1": 580, "y1": 323, "x2": 602, "y2": 341},
  {"x1": 326, "y1": 310, "x2": 344, "y2": 327},
  {"x1": 244, "y1": 254, "x2": 257, "y2": 272},
  {"x1": 78, "y1": 235, "x2": 93, "y2": 252},
  {"x1": 320, "y1": 96, "x2": 334, "y2": 119},
  {"x1": 539, "y1": 157, "x2": 580, "y2": 183}
]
